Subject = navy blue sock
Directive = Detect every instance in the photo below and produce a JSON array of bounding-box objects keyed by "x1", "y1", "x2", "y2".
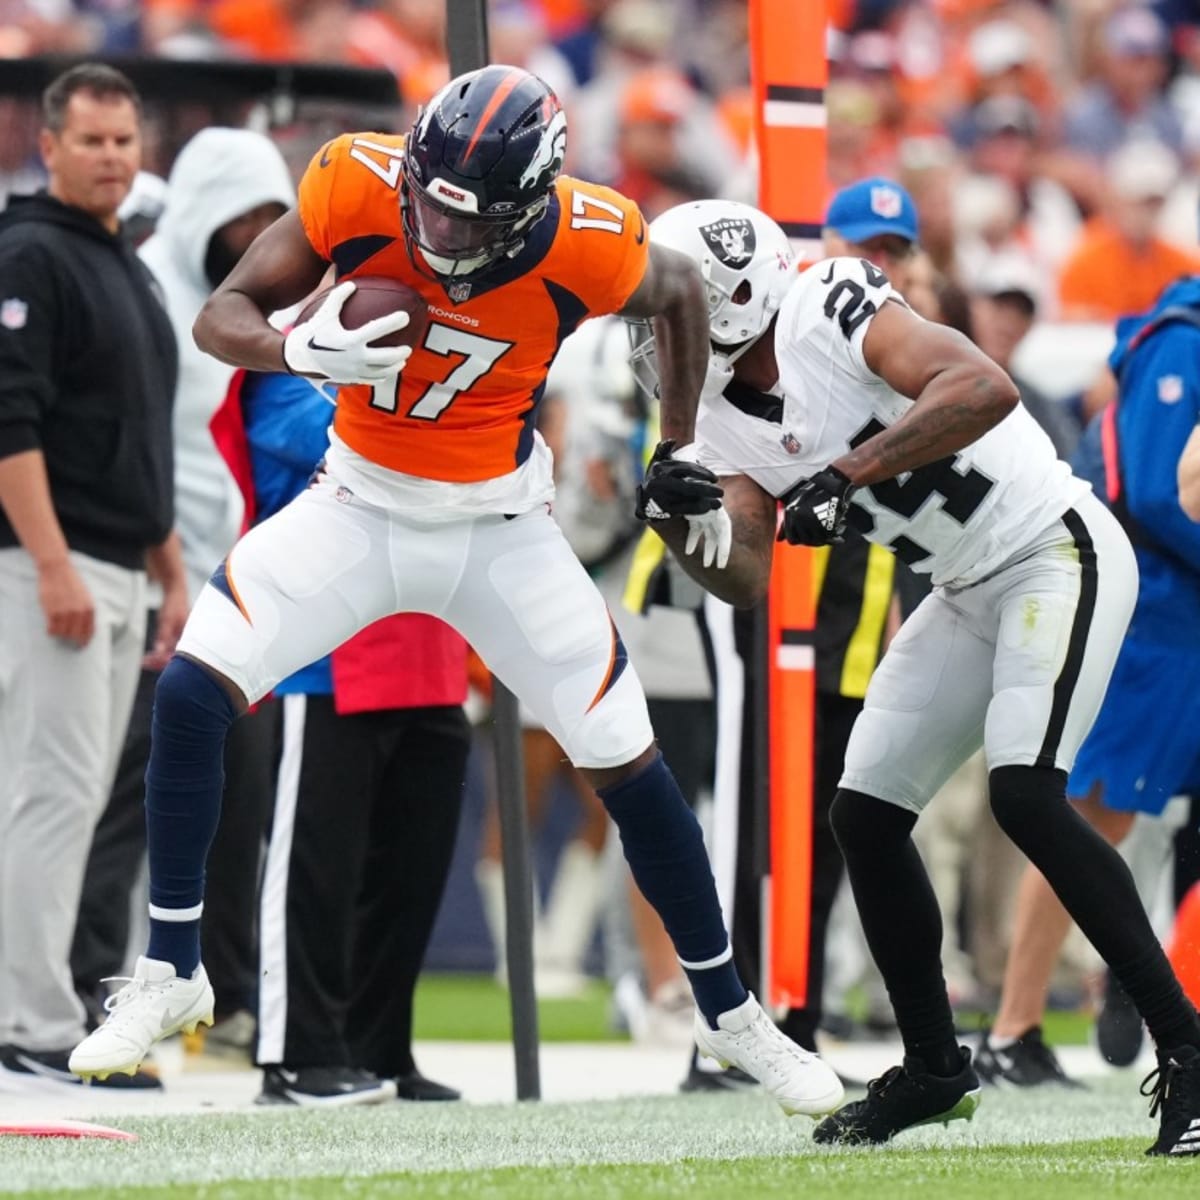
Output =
[
  {"x1": 598, "y1": 753, "x2": 747, "y2": 1027},
  {"x1": 145, "y1": 656, "x2": 238, "y2": 977}
]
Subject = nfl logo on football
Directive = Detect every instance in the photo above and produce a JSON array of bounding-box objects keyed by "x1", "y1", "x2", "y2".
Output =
[
  {"x1": 0, "y1": 297, "x2": 28, "y2": 330},
  {"x1": 870, "y1": 187, "x2": 902, "y2": 219}
]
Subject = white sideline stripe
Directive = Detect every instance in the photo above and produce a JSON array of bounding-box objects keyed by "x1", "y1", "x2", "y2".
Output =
[
  {"x1": 704, "y1": 593, "x2": 741, "y2": 932},
  {"x1": 256, "y1": 694, "x2": 307, "y2": 1066},
  {"x1": 763, "y1": 100, "x2": 826, "y2": 128},
  {"x1": 677, "y1": 945, "x2": 733, "y2": 971},
  {"x1": 148, "y1": 902, "x2": 204, "y2": 922}
]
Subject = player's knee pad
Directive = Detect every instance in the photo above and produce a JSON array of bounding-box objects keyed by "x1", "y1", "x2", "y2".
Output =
[
  {"x1": 988, "y1": 763, "x2": 1067, "y2": 841},
  {"x1": 829, "y1": 787, "x2": 917, "y2": 860}
]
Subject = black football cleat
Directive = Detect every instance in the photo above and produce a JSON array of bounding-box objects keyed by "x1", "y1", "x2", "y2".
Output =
[
  {"x1": 1143, "y1": 1045, "x2": 1200, "y2": 1156},
  {"x1": 393, "y1": 1069, "x2": 461, "y2": 1102},
  {"x1": 0, "y1": 1043, "x2": 161, "y2": 1091},
  {"x1": 256, "y1": 1066, "x2": 396, "y2": 1107},
  {"x1": 813, "y1": 1047, "x2": 981, "y2": 1146},
  {"x1": 975, "y1": 1025, "x2": 1084, "y2": 1088}
]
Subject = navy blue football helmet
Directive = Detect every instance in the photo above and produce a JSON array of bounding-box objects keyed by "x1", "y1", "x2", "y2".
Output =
[{"x1": 402, "y1": 65, "x2": 567, "y2": 280}]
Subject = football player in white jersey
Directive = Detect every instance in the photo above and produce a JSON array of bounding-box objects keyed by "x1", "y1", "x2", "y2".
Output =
[{"x1": 629, "y1": 199, "x2": 1200, "y2": 1155}]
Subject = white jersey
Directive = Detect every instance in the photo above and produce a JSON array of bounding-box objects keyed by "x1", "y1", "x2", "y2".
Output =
[{"x1": 693, "y1": 257, "x2": 1088, "y2": 589}]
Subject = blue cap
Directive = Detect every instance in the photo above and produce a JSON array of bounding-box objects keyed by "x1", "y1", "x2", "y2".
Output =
[{"x1": 824, "y1": 176, "x2": 919, "y2": 244}]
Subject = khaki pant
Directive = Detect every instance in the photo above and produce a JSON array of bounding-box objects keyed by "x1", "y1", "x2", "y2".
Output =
[{"x1": 0, "y1": 548, "x2": 145, "y2": 1050}]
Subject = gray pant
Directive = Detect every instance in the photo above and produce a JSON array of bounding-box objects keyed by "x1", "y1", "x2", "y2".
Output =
[{"x1": 0, "y1": 548, "x2": 146, "y2": 1050}]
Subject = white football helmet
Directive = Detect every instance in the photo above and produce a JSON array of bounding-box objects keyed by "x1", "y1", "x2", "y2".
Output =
[{"x1": 628, "y1": 199, "x2": 797, "y2": 398}]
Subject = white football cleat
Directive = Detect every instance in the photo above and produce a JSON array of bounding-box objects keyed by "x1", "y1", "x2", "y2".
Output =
[
  {"x1": 694, "y1": 993, "x2": 845, "y2": 1117},
  {"x1": 69, "y1": 956, "x2": 214, "y2": 1081}
]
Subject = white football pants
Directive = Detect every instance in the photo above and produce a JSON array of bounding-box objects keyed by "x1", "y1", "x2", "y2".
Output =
[
  {"x1": 178, "y1": 474, "x2": 653, "y2": 770},
  {"x1": 841, "y1": 491, "x2": 1138, "y2": 813}
]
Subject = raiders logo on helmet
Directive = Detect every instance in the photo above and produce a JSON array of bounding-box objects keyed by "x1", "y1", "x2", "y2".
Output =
[{"x1": 699, "y1": 217, "x2": 756, "y2": 268}]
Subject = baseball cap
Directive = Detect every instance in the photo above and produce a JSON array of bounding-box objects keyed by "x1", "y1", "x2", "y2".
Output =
[
  {"x1": 619, "y1": 67, "x2": 693, "y2": 127},
  {"x1": 1107, "y1": 139, "x2": 1179, "y2": 200},
  {"x1": 973, "y1": 251, "x2": 1042, "y2": 312},
  {"x1": 1105, "y1": 7, "x2": 1169, "y2": 58},
  {"x1": 824, "y1": 177, "x2": 919, "y2": 244},
  {"x1": 973, "y1": 94, "x2": 1039, "y2": 140},
  {"x1": 968, "y1": 20, "x2": 1034, "y2": 77}
]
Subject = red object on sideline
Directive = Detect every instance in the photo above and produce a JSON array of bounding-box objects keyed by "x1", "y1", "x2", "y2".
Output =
[
  {"x1": 208, "y1": 369, "x2": 256, "y2": 535},
  {"x1": 0, "y1": 1119, "x2": 137, "y2": 1141},
  {"x1": 332, "y1": 614, "x2": 468, "y2": 714},
  {"x1": 1168, "y1": 880, "x2": 1200, "y2": 1010}
]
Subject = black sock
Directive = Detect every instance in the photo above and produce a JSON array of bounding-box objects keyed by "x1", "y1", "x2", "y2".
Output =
[
  {"x1": 990, "y1": 765, "x2": 1200, "y2": 1054},
  {"x1": 830, "y1": 788, "x2": 961, "y2": 1077}
]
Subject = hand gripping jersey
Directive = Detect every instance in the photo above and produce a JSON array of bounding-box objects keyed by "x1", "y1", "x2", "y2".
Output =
[
  {"x1": 297, "y1": 133, "x2": 649, "y2": 490},
  {"x1": 694, "y1": 257, "x2": 1089, "y2": 588}
]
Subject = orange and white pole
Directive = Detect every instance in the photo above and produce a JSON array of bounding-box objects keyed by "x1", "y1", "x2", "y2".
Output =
[{"x1": 750, "y1": 0, "x2": 827, "y2": 1009}]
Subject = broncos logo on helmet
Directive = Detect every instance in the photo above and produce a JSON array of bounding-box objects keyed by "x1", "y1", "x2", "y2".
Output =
[{"x1": 402, "y1": 65, "x2": 567, "y2": 282}]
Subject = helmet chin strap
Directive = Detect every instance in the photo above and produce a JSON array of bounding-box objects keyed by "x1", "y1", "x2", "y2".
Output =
[{"x1": 718, "y1": 329, "x2": 763, "y2": 368}]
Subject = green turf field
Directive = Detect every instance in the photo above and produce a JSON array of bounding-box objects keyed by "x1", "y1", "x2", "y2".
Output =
[
  {"x1": 412, "y1": 974, "x2": 626, "y2": 1042},
  {"x1": 410, "y1": 973, "x2": 1096, "y2": 1046},
  {"x1": 5, "y1": 1077, "x2": 1193, "y2": 1198}
]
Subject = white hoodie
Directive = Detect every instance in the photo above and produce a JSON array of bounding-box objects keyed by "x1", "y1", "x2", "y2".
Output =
[{"x1": 139, "y1": 128, "x2": 296, "y2": 600}]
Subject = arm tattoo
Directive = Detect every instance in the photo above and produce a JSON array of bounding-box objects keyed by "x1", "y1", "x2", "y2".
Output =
[{"x1": 838, "y1": 372, "x2": 1013, "y2": 485}]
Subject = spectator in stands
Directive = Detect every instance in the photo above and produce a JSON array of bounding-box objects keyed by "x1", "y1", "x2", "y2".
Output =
[
  {"x1": 980, "y1": 272, "x2": 1200, "y2": 1086},
  {"x1": 0, "y1": 64, "x2": 183, "y2": 1092},
  {"x1": 231, "y1": 365, "x2": 468, "y2": 1107},
  {"x1": 823, "y1": 174, "x2": 920, "y2": 290},
  {"x1": 1064, "y1": 6, "x2": 1185, "y2": 163},
  {"x1": 71, "y1": 128, "x2": 295, "y2": 1059},
  {"x1": 970, "y1": 251, "x2": 1080, "y2": 458},
  {"x1": 1058, "y1": 140, "x2": 1200, "y2": 322},
  {"x1": 964, "y1": 94, "x2": 1082, "y2": 279},
  {"x1": 347, "y1": 0, "x2": 449, "y2": 110}
]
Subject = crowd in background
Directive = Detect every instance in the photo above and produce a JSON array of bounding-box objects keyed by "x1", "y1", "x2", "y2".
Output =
[
  {"x1": 2, "y1": 0, "x2": 1200, "y2": 1099},
  {"x1": 4, "y1": 0, "x2": 1200, "y2": 326}
]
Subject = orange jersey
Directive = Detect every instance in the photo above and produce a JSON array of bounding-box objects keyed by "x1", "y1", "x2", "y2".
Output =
[{"x1": 297, "y1": 133, "x2": 650, "y2": 483}]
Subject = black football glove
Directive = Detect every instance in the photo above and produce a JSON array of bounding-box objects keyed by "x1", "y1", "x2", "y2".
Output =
[
  {"x1": 635, "y1": 439, "x2": 723, "y2": 521},
  {"x1": 778, "y1": 466, "x2": 857, "y2": 545}
]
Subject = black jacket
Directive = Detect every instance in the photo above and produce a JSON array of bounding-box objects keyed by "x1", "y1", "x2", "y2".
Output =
[{"x1": 0, "y1": 192, "x2": 177, "y2": 568}]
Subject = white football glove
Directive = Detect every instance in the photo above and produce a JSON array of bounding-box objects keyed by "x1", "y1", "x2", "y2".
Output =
[
  {"x1": 283, "y1": 281, "x2": 413, "y2": 384},
  {"x1": 684, "y1": 507, "x2": 732, "y2": 569}
]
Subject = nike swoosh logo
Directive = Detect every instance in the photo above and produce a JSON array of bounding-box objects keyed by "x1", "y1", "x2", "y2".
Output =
[
  {"x1": 307, "y1": 337, "x2": 342, "y2": 354},
  {"x1": 161, "y1": 1004, "x2": 193, "y2": 1031},
  {"x1": 635, "y1": 216, "x2": 646, "y2": 245},
  {"x1": 319, "y1": 145, "x2": 333, "y2": 168},
  {"x1": 821, "y1": 262, "x2": 835, "y2": 283}
]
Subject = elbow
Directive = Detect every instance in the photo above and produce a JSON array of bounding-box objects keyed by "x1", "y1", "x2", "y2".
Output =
[
  {"x1": 724, "y1": 565, "x2": 770, "y2": 610},
  {"x1": 986, "y1": 368, "x2": 1020, "y2": 422},
  {"x1": 192, "y1": 297, "x2": 218, "y2": 356},
  {"x1": 729, "y1": 586, "x2": 765, "y2": 611}
]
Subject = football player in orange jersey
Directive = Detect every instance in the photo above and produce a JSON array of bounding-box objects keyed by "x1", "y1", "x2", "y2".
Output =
[{"x1": 68, "y1": 64, "x2": 844, "y2": 1118}]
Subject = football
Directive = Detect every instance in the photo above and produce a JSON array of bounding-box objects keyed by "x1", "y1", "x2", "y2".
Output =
[{"x1": 297, "y1": 276, "x2": 430, "y2": 349}]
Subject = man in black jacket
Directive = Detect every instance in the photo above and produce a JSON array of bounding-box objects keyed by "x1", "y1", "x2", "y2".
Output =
[{"x1": 0, "y1": 64, "x2": 185, "y2": 1092}]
